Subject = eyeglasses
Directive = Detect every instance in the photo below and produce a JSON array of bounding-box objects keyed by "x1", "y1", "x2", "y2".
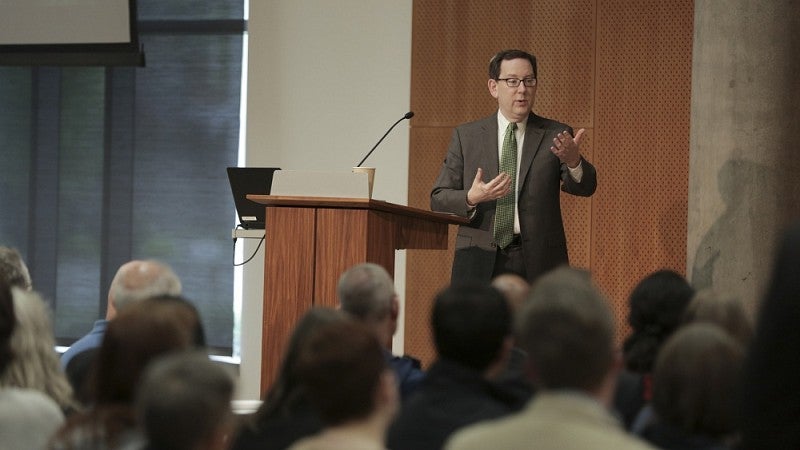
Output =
[{"x1": 497, "y1": 77, "x2": 537, "y2": 88}]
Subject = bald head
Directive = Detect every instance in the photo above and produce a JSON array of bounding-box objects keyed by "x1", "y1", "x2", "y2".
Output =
[
  {"x1": 107, "y1": 260, "x2": 182, "y2": 319},
  {"x1": 491, "y1": 273, "x2": 530, "y2": 313}
]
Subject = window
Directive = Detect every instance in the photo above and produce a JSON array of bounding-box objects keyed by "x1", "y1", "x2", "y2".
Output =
[{"x1": 0, "y1": 0, "x2": 246, "y2": 354}]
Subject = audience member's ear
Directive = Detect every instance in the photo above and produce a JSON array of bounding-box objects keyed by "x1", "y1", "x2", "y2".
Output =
[
  {"x1": 487, "y1": 335, "x2": 516, "y2": 378},
  {"x1": 375, "y1": 369, "x2": 400, "y2": 419},
  {"x1": 390, "y1": 296, "x2": 400, "y2": 321}
]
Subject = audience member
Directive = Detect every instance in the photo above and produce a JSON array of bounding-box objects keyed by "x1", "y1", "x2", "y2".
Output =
[
  {"x1": 682, "y1": 288, "x2": 753, "y2": 346},
  {"x1": 490, "y1": 273, "x2": 534, "y2": 409},
  {"x1": 740, "y1": 223, "x2": 800, "y2": 449},
  {"x1": 0, "y1": 280, "x2": 65, "y2": 450},
  {"x1": 61, "y1": 260, "x2": 182, "y2": 402},
  {"x1": 231, "y1": 307, "x2": 347, "y2": 450},
  {"x1": 387, "y1": 283, "x2": 515, "y2": 450},
  {"x1": 50, "y1": 295, "x2": 205, "y2": 449},
  {"x1": 288, "y1": 320, "x2": 398, "y2": 450},
  {"x1": 0, "y1": 287, "x2": 79, "y2": 414},
  {"x1": 61, "y1": 259, "x2": 182, "y2": 370},
  {"x1": 445, "y1": 267, "x2": 654, "y2": 450},
  {"x1": 639, "y1": 323, "x2": 743, "y2": 449},
  {"x1": 136, "y1": 352, "x2": 235, "y2": 450},
  {"x1": 337, "y1": 263, "x2": 424, "y2": 399},
  {"x1": 0, "y1": 246, "x2": 33, "y2": 290},
  {"x1": 615, "y1": 269, "x2": 694, "y2": 428}
]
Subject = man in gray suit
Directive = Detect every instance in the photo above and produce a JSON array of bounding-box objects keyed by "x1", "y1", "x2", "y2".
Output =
[{"x1": 431, "y1": 49, "x2": 597, "y2": 284}]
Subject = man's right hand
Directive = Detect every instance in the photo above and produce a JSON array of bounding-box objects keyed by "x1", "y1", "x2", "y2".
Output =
[{"x1": 466, "y1": 168, "x2": 512, "y2": 206}]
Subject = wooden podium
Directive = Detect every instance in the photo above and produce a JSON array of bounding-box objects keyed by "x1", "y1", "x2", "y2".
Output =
[{"x1": 246, "y1": 195, "x2": 468, "y2": 391}]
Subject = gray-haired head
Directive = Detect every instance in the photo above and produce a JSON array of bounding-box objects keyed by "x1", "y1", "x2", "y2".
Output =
[
  {"x1": 516, "y1": 267, "x2": 615, "y2": 392},
  {"x1": 108, "y1": 260, "x2": 182, "y2": 318},
  {"x1": 337, "y1": 263, "x2": 396, "y2": 322}
]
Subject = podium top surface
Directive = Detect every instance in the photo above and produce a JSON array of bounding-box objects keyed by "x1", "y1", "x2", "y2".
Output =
[{"x1": 246, "y1": 195, "x2": 469, "y2": 225}]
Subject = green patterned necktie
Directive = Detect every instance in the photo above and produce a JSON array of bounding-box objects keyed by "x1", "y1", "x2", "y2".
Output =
[{"x1": 494, "y1": 122, "x2": 517, "y2": 248}]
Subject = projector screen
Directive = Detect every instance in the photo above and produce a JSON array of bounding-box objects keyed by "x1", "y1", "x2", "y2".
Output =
[{"x1": 0, "y1": 0, "x2": 144, "y2": 66}]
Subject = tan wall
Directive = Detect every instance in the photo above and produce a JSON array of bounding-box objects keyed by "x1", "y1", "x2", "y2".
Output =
[{"x1": 406, "y1": 0, "x2": 694, "y2": 365}]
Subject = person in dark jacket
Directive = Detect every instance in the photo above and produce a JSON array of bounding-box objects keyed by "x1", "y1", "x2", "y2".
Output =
[{"x1": 387, "y1": 283, "x2": 515, "y2": 450}]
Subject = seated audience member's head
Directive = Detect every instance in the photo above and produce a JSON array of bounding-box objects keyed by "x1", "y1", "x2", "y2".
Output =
[
  {"x1": 649, "y1": 323, "x2": 744, "y2": 443},
  {"x1": 623, "y1": 269, "x2": 694, "y2": 373},
  {"x1": 1, "y1": 288, "x2": 77, "y2": 412},
  {"x1": 741, "y1": 223, "x2": 800, "y2": 450},
  {"x1": 106, "y1": 259, "x2": 182, "y2": 320},
  {"x1": 255, "y1": 306, "x2": 347, "y2": 420},
  {"x1": 90, "y1": 295, "x2": 205, "y2": 405},
  {"x1": 337, "y1": 263, "x2": 398, "y2": 345},
  {"x1": 293, "y1": 320, "x2": 397, "y2": 428},
  {"x1": 0, "y1": 246, "x2": 32, "y2": 290},
  {"x1": 136, "y1": 352, "x2": 235, "y2": 450},
  {"x1": 682, "y1": 288, "x2": 753, "y2": 346},
  {"x1": 491, "y1": 273, "x2": 530, "y2": 314},
  {"x1": 432, "y1": 283, "x2": 512, "y2": 375},
  {"x1": 517, "y1": 267, "x2": 617, "y2": 399}
]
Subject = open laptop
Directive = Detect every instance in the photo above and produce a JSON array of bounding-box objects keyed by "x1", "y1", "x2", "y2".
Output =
[{"x1": 226, "y1": 167, "x2": 280, "y2": 229}]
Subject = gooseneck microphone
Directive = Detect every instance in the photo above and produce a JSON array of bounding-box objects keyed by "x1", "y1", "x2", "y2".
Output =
[{"x1": 355, "y1": 111, "x2": 414, "y2": 167}]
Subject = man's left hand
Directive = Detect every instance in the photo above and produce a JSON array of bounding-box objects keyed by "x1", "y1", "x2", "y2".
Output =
[{"x1": 550, "y1": 128, "x2": 585, "y2": 168}]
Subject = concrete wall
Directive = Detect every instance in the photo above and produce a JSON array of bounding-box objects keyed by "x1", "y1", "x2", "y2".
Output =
[{"x1": 687, "y1": 0, "x2": 800, "y2": 311}]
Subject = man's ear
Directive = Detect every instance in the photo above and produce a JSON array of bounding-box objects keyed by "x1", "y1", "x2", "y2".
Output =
[{"x1": 488, "y1": 78, "x2": 499, "y2": 99}]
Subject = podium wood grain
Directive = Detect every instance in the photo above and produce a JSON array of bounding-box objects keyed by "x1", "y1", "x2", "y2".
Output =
[{"x1": 248, "y1": 195, "x2": 467, "y2": 391}]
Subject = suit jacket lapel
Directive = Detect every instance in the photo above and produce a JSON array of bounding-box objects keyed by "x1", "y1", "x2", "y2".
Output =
[
  {"x1": 480, "y1": 116, "x2": 500, "y2": 177},
  {"x1": 519, "y1": 114, "x2": 545, "y2": 187}
]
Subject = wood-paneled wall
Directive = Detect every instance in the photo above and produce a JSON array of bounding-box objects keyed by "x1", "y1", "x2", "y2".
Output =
[{"x1": 406, "y1": 0, "x2": 694, "y2": 365}]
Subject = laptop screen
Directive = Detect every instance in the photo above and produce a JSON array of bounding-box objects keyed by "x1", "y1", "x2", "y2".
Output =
[{"x1": 226, "y1": 167, "x2": 280, "y2": 230}]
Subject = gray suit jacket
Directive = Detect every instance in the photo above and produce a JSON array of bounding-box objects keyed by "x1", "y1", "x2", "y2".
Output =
[{"x1": 431, "y1": 112, "x2": 597, "y2": 283}]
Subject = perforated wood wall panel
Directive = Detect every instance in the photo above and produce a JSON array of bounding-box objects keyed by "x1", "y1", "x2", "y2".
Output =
[{"x1": 407, "y1": 0, "x2": 693, "y2": 364}]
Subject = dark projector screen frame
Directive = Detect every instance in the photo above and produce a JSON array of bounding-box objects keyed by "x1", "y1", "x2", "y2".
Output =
[{"x1": 0, "y1": 0, "x2": 144, "y2": 67}]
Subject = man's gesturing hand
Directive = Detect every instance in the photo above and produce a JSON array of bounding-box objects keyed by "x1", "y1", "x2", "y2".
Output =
[{"x1": 466, "y1": 168, "x2": 512, "y2": 206}]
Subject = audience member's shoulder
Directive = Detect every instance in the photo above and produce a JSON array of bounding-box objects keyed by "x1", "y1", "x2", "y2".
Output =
[
  {"x1": 0, "y1": 387, "x2": 64, "y2": 449},
  {"x1": 387, "y1": 353, "x2": 425, "y2": 398}
]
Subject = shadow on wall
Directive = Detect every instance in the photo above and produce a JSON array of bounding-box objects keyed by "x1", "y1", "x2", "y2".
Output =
[{"x1": 691, "y1": 159, "x2": 774, "y2": 293}]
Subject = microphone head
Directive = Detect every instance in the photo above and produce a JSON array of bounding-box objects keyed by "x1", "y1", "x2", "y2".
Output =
[{"x1": 403, "y1": 111, "x2": 415, "y2": 120}]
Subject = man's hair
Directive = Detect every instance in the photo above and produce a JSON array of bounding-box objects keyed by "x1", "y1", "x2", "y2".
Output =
[
  {"x1": 294, "y1": 320, "x2": 387, "y2": 426},
  {"x1": 432, "y1": 283, "x2": 511, "y2": 371},
  {"x1": 136, "y1": 352, "x2": 234, "y2": 450},
  {"x1": 110, "y1": 260, "x2": 182, "y2": 312},
  {"x1": 489, "y1": 49, "x2": 538, "y2": 80},
  {"x1": 516, "y1": 267, "x2": 615, "y2": 391},
  {"x1": 337, "y1": 263, "x2": 395, "y2": 321},
  {"x1": 652, "y1": 323, "x2": 744, "y2": 437},
  {"x1": 0, "y1": 246, "x2": 32, "y2": 290}
]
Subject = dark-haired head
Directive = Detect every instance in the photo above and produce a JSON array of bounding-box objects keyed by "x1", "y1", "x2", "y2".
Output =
[
  {"x1": 489, "y1": 49, "x2": 537, "y2": 80},
  {"x1": 294, "y1": 320, "x2": 392, "y2": 426},
  {"x1": 623, "y1": 269, "x2": 694, "y2": 373},
  {"x1": 90, "y1": 296, "x2": 205, "y2": 405},
  {"x1": 432, "y1": 283, "x2": 512, "y2": 371},
  {"x1": 253, "y1": 307, "x2": 348, "y2": 424}
]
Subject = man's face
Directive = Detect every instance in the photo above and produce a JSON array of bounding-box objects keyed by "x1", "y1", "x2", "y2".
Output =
[{"x1": 488, "y1": 58, "x2": 537, "y2": 123}]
